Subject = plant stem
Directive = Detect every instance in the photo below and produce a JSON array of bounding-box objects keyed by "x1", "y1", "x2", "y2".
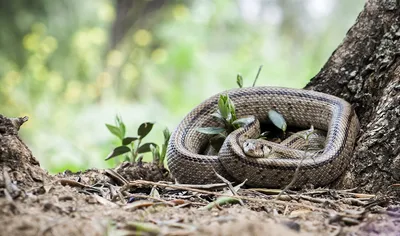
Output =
[
  {"x1": 132, "y1": 138, "x2": 142, "y2": 163},
  {"x1": 252, "y1": 65, "x2": 263, "y2": 87}
]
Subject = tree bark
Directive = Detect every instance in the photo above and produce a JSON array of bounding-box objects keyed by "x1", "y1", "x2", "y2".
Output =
[{"x1": 305, "y1": 0, "x2": 400, "y2": 194}]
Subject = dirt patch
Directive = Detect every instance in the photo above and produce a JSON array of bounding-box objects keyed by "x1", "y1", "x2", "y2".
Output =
[{"x1": 0, "y1": 115, "x2": 399, "y2": 236}]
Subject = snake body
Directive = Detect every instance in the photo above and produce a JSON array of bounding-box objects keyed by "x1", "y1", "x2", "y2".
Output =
[
  {"x1": 167, "y1": 87, "x2": 359, "y2": 188},
  {"x1": 243, "y1": 129, "x2": 327, "y2": 158}
]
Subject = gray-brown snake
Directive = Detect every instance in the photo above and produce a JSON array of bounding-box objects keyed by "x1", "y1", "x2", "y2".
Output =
[{"x1": 167, "y1": 87, "x2": 359, "y2": 188}]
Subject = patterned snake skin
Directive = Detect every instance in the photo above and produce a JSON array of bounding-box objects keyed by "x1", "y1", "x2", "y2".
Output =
[{"x1": 167, "y1": 87, "x2": 359, "y2": 188}]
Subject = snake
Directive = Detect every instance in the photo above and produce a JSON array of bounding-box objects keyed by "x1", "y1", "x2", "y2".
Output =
[
  {"x1": 167, "y1": 87, "x2": 359, "y2": 188},
  {"x1": 242, "y1": 128, "x2": 327, "y2": 159}
]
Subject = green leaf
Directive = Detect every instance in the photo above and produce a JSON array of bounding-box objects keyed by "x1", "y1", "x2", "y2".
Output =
[
  {"x1": 105, "y1": 146, "x2": 131, "y2": 160},
  {"x1": 162, "y1": 129, "x2": 170, "y2": 165},
  {"x1": 232, "y1": 117, "x2": 255, "y2": 127},
  {"x1": 106, "y1": 124, "x2": 122, "y2": 140},
  {"x1": 150, "y1": 144, "x2": 157, "y2": 152},
  {"x1": 150, "y1": 144, "x2": 160, "y2": 163},
  {"x1": 138, "y1": 122, "x2": 154, "y2": 139},
  {"x1": 268, "y1": 110, "x2": 287, "y2": 132},
  {"x1": 260, "y1": 131, "x2": 271, "y2": 138},
  {"x1": 160, "y1": 143, "x2": 167, "y2": 161},
  {"x1": 228, "y1": 98, "x2": 235, "y2": 112},
  {"x1": 150, "y1": 187, "x2": 160, "y2": 198},
  {"x1": 221, "y1": 94, "x2": 236, "y2": 121},
  {"x1": 236, "y1": 74, "x2": 243, "y2": 88},
  {"x1": 220, "y1": 94, "x2": 228, "y2": 103},
  {"x1": 138, "y1": 142, "x2": 158, "y2": 153},
  {"x1": 201, "y1": 196, "x2": 241, "y2": 210},
  {"x1": 115, "y1": 114, "x2": 123, "y2": 124},
  {"x1": 115, "y1": 115, "x2": 126, "y2": 138},
  {"x1": 211, "y1": 112, "x2": 226, "y2": 122},
  {"x1": 122, "y1": 137, "x2": 139, "y2": 145},
  {"x1": 218, "y1": 95, "x2": 229, "y2": 119},
  {"x1": 120, "y1": 121, "x2": 126, "y2": 138},
  {"x1": 229, "y1": 104, "x2": 236, "y2": 121},
  {"x1": 196, "y1": 127, "x2": 226, "y2": 135},
  {"x1": 124, "y1": 222, "x2": 160, "y2": 234},
  {"x1": 163, "y1": 128, "x2": 171, "y2": 145}
]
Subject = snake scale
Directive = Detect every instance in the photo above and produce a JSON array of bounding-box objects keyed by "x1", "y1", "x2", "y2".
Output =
[{"x1": 167, "y1": 87, "x2": 359, "y2": 188}]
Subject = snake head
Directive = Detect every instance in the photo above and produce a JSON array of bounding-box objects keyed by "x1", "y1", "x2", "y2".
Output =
[{"x1": 243, "y1": 139, "x2": 271, "y2": 158}]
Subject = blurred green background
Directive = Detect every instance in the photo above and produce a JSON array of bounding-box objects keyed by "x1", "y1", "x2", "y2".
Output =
[{"x1": 1, "y1": 0, "x2": 364, "y2": 173}]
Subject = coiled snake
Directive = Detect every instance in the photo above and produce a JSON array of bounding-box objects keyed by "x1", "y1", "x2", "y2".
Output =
[{"x1": 167, "y1": 87, "x2": 359, "y2": 188}]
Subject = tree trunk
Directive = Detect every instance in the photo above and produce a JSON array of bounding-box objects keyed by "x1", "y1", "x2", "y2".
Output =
[
  {"x1": 305, "y1": 0, "x2": 400, "y2": 194},
  {"x1": 110, "y1": 0, "x2": 170, "y2": 49}
]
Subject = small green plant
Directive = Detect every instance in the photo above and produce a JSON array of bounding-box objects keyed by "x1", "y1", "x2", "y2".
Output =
[
  {"x1": 105, "y1": 115, "x2": 170, "y2": 168},
  {"x1": 235, "y1": 65, "x2": 263, "y2": 88},
  {"x1": 196, "y1": 66, "x2": 288, "y2": 151},
  {"x1": 196, "y1": 94, "x2": 252, "y2": 151},
  {"x1": 236, "y1": 74, "x2": 244, "y2": 88}
]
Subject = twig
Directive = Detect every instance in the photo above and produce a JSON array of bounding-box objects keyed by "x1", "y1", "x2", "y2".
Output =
[
  {"x1": 300, "y1": 195, "x2": 335, "y2": 205},
  {"x1": 116, "y1": 188, "x2": 127, "y2": 204},
  {"x1": 300, "y1": 188, "x2": 375, "y2": 199},
  {"x1": 283, "y1": 204, "x2": 289, "y2": 216},
  {"x1": 364, "y1": 198, "x2": 390, "y2": 209},
  {"x1": 200, "y1": 196, "x2": 242, "y2": 210},
  {"x1": 277, "y1": 140, "x2": 320, "y2": 199},
  {"x1": 104, "y1": 169, "x2": 129, "y2": 185},
  {"x1": 127, "y1": 193, "x2": 175, "y2": 206},
  {"x1": 247, "y1": 188, "x2": 282, "y2": 195},
  {"x1": 174, "y1": 182, "x2": 229, "y2": 190},
  {"x1": 248, "y1": 189, "x2": 372, "y2": 208},
  {"x1": 277, "y1": 154, "x2": 308, "y2": 200},
  {"x1": 58, "y1": 179, "x2": 104, "y2": 194},
  {"x1": 252, "y1": 65, "x2": 263, "y2": 87},
  {"x1": 214, "y1": 170, "x2": 244, "y2": 206},
  {"x1": 339, "y1": 198, "x2": 367, "y2": 206},
  {"x1": 123, "y1": 180, "x2": 332, "y2": 213}
]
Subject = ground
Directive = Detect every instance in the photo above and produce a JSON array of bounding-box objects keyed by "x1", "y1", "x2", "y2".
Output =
[{"x1": 0, "y1": 115, "x2": 399, "y2": 236}]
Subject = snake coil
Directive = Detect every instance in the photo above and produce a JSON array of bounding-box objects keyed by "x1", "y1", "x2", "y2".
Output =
[{"x1": 167, "y1": 87, "x2": 359, "y2": 188}]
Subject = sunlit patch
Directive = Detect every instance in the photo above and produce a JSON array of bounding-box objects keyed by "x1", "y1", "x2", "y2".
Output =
[
  {"x1": 89, "y1": 27, "x2": 106, "y2": 45},
  {"x1": 97, "y1": 2, "x2": 115, "y2": 22},
  {"x1": 151, "y1": 48, "x2": 168, "y2": 64},
  {"x1": 97, "y1": 72, "x2": 112, "y2": 88},
  {"x1": 64, "y1": 80, "x2": 83, "y2": 103},
  {"x1": 41, "y1": 36, "x2": 58, "y2": 54},
  {"x1": 4, "y1": 71, "x2": 21, "y2": 86},
  {"x1": 23, "y1": 33, "x2": 40, "y2": 51},
  {"x1": 173, "y1": 4, "x2": 190, "y2": 20},
  {"x1": 86, "y1": 84, "x2": 98, "y2": 100},
  {"x1": 72, "y1": 31, "x2": 89, "y2": 51},
  {"x1": 107, "y1": 50, "x2": 123, "y2": 67},
  {"x1": 133, "y1": 29, "x2": 152, "y2": 47},
  {"x1": 31, "y1": 23, "x2": 47, "y2": 34},
  {"x1": 121, "y1": 64, "x2": 139, "y2": 82},
  {"x1": 47, "y1": 72, "x2": 64, "y2": 93},
  {"x1": 33, "y1": 65, "x2": 48, "y2": 81}
]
